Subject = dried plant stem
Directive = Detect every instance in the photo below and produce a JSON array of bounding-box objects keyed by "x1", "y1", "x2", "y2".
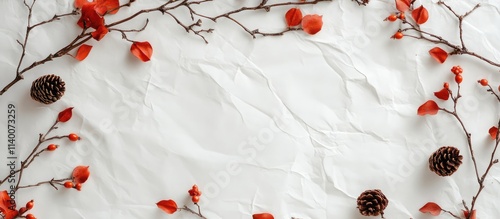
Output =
[
  {"x1": 0, "y1": 119, "x2": 69, "y2": 193},
  {"x1": 178, "y1": 204, "x2": 207, "y2": 219},
  {"x1": 17, "y1": 177, "x2": 71, "y2": 190},
  {"x1": 438, "y1": 83, "x2": 500, "y2": 219},
  {"x1": 401, "y1": 2, "x2": 500, "y2": 69},
  {"x1": 0, "y1": 0, "x2": 335, "y2": 95},
  {"x1": 442, "y1": 208, "x2": 461, "y2": 219}
]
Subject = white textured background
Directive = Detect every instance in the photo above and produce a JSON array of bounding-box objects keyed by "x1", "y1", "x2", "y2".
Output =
[{"x1": 1, "y1": 0, "x2": 500, "y2": 218}]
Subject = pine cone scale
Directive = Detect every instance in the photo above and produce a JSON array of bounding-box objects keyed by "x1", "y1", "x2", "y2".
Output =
[{"x1": 30, "y1": 74, "x2": 65, "y2": 104}]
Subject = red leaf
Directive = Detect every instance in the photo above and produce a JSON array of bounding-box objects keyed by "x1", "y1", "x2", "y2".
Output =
[
  {"x1": 395, "y1": 0, "x2": 411, "y2": 12},
  {"x1": 130, "y1": 41, "x2": 153, "y2": 62},
  {"x1": 463, "y1": 210, "x2": 477, "y2": 219},
  {"x1": 434, "y1": 88, "x2": 449, "y2": 100},
  {"x1": 72, "y1": 166, "x2": 90, "y2": 184},
  {"x1": 58, "y1": 107, "x2": 74, "y2": 122},
  {"x1": 96, "y1": 0, "x2": 120, "y2": 15},
  {"x1": 0, "y1": 190, "x2": 18, "y2": 219},
  {"x1": 252, "y1": 213, "x2": 274, "y2": 219},
  {"x1": 417, "y1": 100, "x2": 439, "y2": 116},
  {"x1": 285, "y1": 8, "x2": 302, "y2": 27},
  {"x1": 92, "y1": 25, "x2": 108, "y2": 41},
  {"x1": 489, "y1": 126, "x2": 498, "y2": 140},
  {"x1": 77, "y1": 3, "x2": 105, "y2": 29},
  {"x1": 419, "y1": 202, "x2": 442, "y2": 216},
  {"x1": 302, "y1": 14, "x2": 323, "y2": 35},
  {"x1": 75, "y1": 44, "x2": 93, "y2": 61},
  {"x1": 156, "y1": 200, "x2": 178, "y2": 214},
  {"x1": 75, "y1": 0, "x2": 120, "y2": 14},
  {"x1": 429, "y1": 47, "x2": 448, "y2": 64},
  {"x1": 412, "y1": 5, "x2": 429, "y2": 24}
]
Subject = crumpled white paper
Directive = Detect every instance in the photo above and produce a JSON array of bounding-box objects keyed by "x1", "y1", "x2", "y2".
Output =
[{"x1": 1, "y1": 0, "x2": 500, "y2": 218}]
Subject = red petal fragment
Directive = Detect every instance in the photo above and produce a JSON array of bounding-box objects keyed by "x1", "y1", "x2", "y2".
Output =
[
  {"x1": 395, "y1": 0, "x2": 411, "y2": 12},
  {"x1": 434, "y1": 88, "x2": 449, "y2": 100},
  {"x1": 0, "y1": 190, "x2": 18, "y2": 219},
  {"x1": 252, "y1": 213, "x2": 274, "y2": 219},
  {"x1": 302, "y1": 14, "x2": 323, "y2": 35},
  {"x1": 77, "y1": 3, "x2": 104, "y2": 29},
  {"x1": 75, "y1": 0, "x2": 93, "y2": 9},
  {"x1": 97, "y1": 0, "x2": 120, "y2": 14},
  {"x1": 72, "y1": 166, "x2": 90, "y2": 184},
  {"x1": 412, "y1": 5, "x2": 429, "y2": 24},
  {"x1": 463, "y1": 210, "x2": 477, "y2": 219},
  {"x1": 489, "y1": 126, "x2": 498, "y2": 140},
  {"x1": 92, "y1": 25, "x2": 108, "y2": 41},
  {"x1": 417, "y1": 100, "x2": 439, "y2": 116},
  {"x1": 156, "y1": 200, "x2": 178, "y2": 214},
  {"x1": 130, "y1": 41, "x2": 153, "y2": 62},
  {"x1": 429, "y1": 47, "x2": 448, "y2": 64},
  {"x1": 75, "y1": 44, "x2": 93, "y2": 61},
  {"x1": 285, "y1": 8, "x2": 302, "y2": 27},
  {"x1": 58, "y1": 107, "x2": 74, "y2": 122},
  {"x1": 419, "y1": 202, "x2": 442, "y2": 216}
]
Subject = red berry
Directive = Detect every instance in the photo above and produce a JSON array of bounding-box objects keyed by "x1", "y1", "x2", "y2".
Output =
[
  {"x1": 75, "y1": 183, "x2": 82, "y2": 191},
  {"x1": 47, "y1": 144, "x2": 57, "y2": 151},
  {"x1": 191, "y1": 195, "x2": 200, "y2": 204},
  {"x1": 26, "y1": 200, "x2": 34, "y2": 210},
  {"x1": 393, "y1": 32, "x2": 403, "y2": 39},
  {"x1": 19, "y1": 207, "x2": 27, "y2": 215},
  {"x1": 443, "y1": 82, "x2": 449, "y2": 89},
  {"x1": 68, "y1": 133, "x2": 79, "y2": 141},
  {"x1": 479, "y1": 79, "x2": 488, "y2": 86},
  {"x1": 399, "y1": 13, "x2": 405, "y2": 20},
  {"x1": 455, "y1": 74, "x2": 463, "y2": 84},
  {"x1": 64, "y1": 181, "x2": 74, "y2": 188},
  {"x1": 26, "y1": 214, "x2": 36, "y2": 219},
  {"x1": 387, "y1": 14, "x2": 397, "y2": 22},
  {"x1": 451, "y1": 65, "x2": 463, "y2": 75}
]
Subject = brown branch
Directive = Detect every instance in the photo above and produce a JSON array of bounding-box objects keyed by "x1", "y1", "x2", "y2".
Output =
[
  {"x1": 351, "y1": 0, "x2": 369, "y2": 6},
  {"x1": 0, "y1": 0, "x2": 336, "y2": 95},
  {"x1": 442, "y1": 209, "x2": 461, "y2": 219},
  {"x1": 401, "y1": 2, "x2": 499, "y2": 68},
  {"x1": 17, "y1": 177, "x2": 71, "y2": 190},
  {"x1": 178, "y1": 204, "x2": 207, "y2": 219}
]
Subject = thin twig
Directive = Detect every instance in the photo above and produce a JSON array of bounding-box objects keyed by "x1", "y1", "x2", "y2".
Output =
[
  {"x1": 402, "y1": 2, "x2": 498, "y2": 68},
  {"x1": 178, "y1": 205, "x2": 207, "y2": 219}
]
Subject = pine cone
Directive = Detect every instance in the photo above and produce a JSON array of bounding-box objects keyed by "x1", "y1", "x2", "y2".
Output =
[
  {"x1": 30, "y1": 74, "x2": 66, "y2": 104},
  {"x1": 429, "y1": 146, "x2": 463, "y2": 176},
  {"x1": 357, "y1": 189, "x2": 388, "y2": 217}
]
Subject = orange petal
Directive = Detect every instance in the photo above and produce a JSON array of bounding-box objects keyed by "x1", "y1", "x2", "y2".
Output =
[
  {"x1": 429, "y1": 47, "x2": 448, "y2": 64},
  {"x1": 489, "y1": 126, "x2": 498, "y2": 140},
  {"x1": 72, "y1": 166, "x2": 90, "y2": 184},
  {"x1": 77, "y1": 3, "x2": 105, "y2": 29},
  {"x1": 58, "y1": 107, "x2": 74, "y2": 122},
  {"x1": 92, "y1": 25, "x2": 108, "y2": 41},
  {"x1": 75, "y1": 44, "x2": 93, "y2": 61},
  {"x1": 395, "y1": 0, "x2": 411, "y2": 12},
  {"x1": 412, "y1": 5, "x2": 429, "y2": 24},
  {"x1": 463, "y1": 210, "x2": 477, "y2": 219},
  {"x1": 130, "y1": 41, "x2": 153, "y2": 62},
  {"x1": 0, "y1": 190, "x2": 18, "y2": 219},
  {"x1": 252, "y1": 213, "x2": 274, "y2": 219},
  {"x1": 419, "y1": 202, "x2": 442, "y2": 216},
  {"x1": 156, "y1": 200, "x2": 178, "y2": 214},
  {"x1": 75, "y1": 0, "x2": 95, "y2": 9},
  {"x1": 302, "y1": 14, "x2": 323, "y2": 35},
  {"x1": 417, "y1": 100, "x2": 439, "y2": 116},
  {"x1": 285, "y1": 8, "x2": 302, "y2": 27},
  {"x1": 434, "y1": 88, "x2": 449, "y2": 100},
  {"x1": 96, "y1": 0, "x2": 120, "y2": 15}
]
